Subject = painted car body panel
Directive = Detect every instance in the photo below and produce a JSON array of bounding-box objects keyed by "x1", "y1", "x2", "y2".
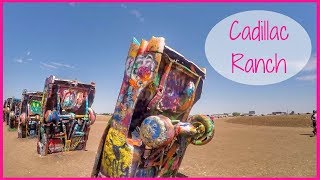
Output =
[
  {"x1": 3, "y1": 98, "x2": 11, "y2": 124},
  {"x1": 4, "y1": 97, "x2": 21, "y2": 129},
  {"x1": 37, "y1": 75, "x2": 96, "y2": 156},
  {"x1": 17, "y1": 90, "x2": 43, "y2": 138},
  {"x1": 92, "y1": 37, "x2": 214, "y2": 177}
]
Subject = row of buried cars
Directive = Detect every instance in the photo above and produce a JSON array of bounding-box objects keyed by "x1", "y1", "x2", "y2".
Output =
[
  {"x1": 3, "y1": 36, "x2": 215, "y2": 177},
  {"x1": 3, "y1": 75, "x2": 96, "y2": 156}
]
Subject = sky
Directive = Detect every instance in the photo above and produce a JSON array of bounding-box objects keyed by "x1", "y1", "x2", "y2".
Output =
[{"x1": 3, "y1": 3, "x2": 316, "y2": 115}]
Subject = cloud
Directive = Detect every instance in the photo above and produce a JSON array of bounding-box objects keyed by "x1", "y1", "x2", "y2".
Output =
[
  {"x1": 13, "y1": 51, "x2": 32, "y2": 63},
  {"x1": 40, "y1": 65, "x2": 53, "y2": 71},
  {"x1": 14, "y1": 58, "x2": 24, "y2": 63},
  {"x1": 302, "y1": 54, "x2": 316, "y2": 72},
  {"x1": 40, "y1": 62, "x2": 57, "y2": 69},
  {"x1": 51, "y1": 61, "x2": 75, "y2": 69},
  {"x1": 120, "y1": 3, "x2": 127, "y2": 9},
  {"x1": 296, "y1": 74, "x2": 316, "y2": 81},
  {"x1": 130, "y1": 10, "x2": 145, "y2": 22},
  {"x1": 120, "y1": 5, "x2": 144, "y2": 23},
  {"x1": 296, "y1": 54, "x2": 316, "y2": 81},
  {"x1": 13, "y1": 51, "x2": 74, "y2": 72},
  {"x1": 68, "y1": 2, "x2": 76, "y2": 7},
  {"x1": 39, "y1": 61, "x2": 75, "y2": 71}
]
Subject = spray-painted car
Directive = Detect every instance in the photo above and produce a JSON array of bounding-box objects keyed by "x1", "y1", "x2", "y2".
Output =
[
  {"x1": 37, "y1": 75, "x2": 96, "y2": 156},
  {"x1": 17, "y1": 90, "x2": 43, "y2": 138},
  {"x1": 4, "y1": 97, "x2": 21, "y2": 129},
  {"x1": 3, "y1": 98, "x2": 11, "y2": 124},
  {"x1": 92, "y1": 37, "x2": 215, "y2": 177}
]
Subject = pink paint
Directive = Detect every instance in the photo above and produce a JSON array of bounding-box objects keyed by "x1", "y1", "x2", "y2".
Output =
[
  {"x1": 229, "y1": 20, "x2": 289, "y2": 41},
  {"x1": 232, "y1": 53, "x2": 287, "y2": 73}
]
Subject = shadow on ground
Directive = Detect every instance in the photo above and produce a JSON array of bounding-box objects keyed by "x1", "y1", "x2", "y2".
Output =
[
  {"x1": 176, "y1": 172, "x2": 188, "y2": 177},
  {"x1": 300, "y1": 133, "x2": 315, "y2": 136}
]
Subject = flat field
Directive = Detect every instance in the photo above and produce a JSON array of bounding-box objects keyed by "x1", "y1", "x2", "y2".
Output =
[{"x1": 3, "y1": 114, "x2": 316, "y2": 177}]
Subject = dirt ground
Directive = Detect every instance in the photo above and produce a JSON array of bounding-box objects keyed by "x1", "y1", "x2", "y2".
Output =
[
  {"x1": 225, "y1": 114, "x2": 312, "y2": 127},
  {"x1": 3, "y1": 115, "x2": 316, "y2": 177}
]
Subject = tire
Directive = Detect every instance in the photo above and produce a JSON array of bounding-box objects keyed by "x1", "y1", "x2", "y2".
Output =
[
  {"x1": 140, "y1": 115, "x2": 175, "y2": 148},
  {"x1": 9, "y1": 111, "x2": 15, "y2": 129},
  {"x1": 6, "y1": 113, "x2": 9, "y2": 125},
  {"x1": 188, "y1": 115, "x2": 215, "y2": 146}
]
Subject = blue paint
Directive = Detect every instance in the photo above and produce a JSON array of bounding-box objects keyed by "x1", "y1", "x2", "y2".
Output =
[
  {"x1": 135, "y1": 168, "x2": 155, "y2": 177},
  {"x1": 48, "y1": 110, "x2": 59, "y2": 123},
  {"x1": 143, "y1": 117, "x2": 161, "y2": 139},
  {"x1": 113, "y1": 112, "x2": 121, "y2": 122},
  {"x1": 179, "y1": 122, "x2": 190, "y2": 127},
  {"x1": 133, "y1": 37, "x2": 140, "y2": 46},
  {"x1": 151, "y1": 121, "x2": 160, "y2": 139},
  {"x1": 57, "y1": 91, "x2": 60, "y2": 114},
  {"x1": 85, "y1": 96, "x2": 88, "y2": 117},
  {"x1": 63, "y1": 98, "x2": 73, "y2": 107},
  {"x1": 143, "y1": 118, "x2": 151, "y2": 125},
  {"x1": 74, "y1": 123, "x2": 84, "y2": 136},
  {"x1": 184, "y1": 85, "x2": 194, "y2": 97}
]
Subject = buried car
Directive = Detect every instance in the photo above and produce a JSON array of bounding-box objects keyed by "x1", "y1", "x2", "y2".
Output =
[
  {"x1": 17, "y1": 90, "x2": 43, "y2": 138},
  {"x1": 37, "y1": 75, "x2": 96, "y2": 156},
  {"x1": 92, "y1": 37, "x2": 215, "y2": 177},
  {"x1": 4, "y1": 97, "x2": 21, "y2": 129},
  {"x1": 3, "y1": 98, "x2": 11, "y2": 124}
]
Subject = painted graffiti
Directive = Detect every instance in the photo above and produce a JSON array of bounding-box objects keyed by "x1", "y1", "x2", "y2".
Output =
[
  {"x1": 37, "y1": 75, "x2": 96, "y2": 156},
  {"x1": 158, "y1": 69, "x2": 196, "y2": 112},
  {"x1": 29, "y1": 100, "x2": 42, "y2": 115},
  {"x1": 92, "y1": 36, "x2": 214, "y2": 178},
  {"x1": 60, "y1": 89, "x2": 87, "y2": 111},
  {"x1": 101, "y1": 127, "x2": 133, "y2": 177}
]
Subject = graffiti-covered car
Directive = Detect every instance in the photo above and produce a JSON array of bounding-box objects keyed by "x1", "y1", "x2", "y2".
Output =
[
  {"x1": 17, "y1": 90, "x2": 43, "y2": 138},
  {"x1": 3, "y1": 98, "x2": 11, "y2": 124},
  {"x1": 92, "y1": 37, "x2": 215, "y2": 177},
  {"x1": 37, "y1": 75, "x2": 96, "y2": 156},
  {"x1": 5, "y1": 97, "x2": 21, "y2": 129}
]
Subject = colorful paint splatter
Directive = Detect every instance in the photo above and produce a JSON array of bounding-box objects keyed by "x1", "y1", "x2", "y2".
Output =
[
  {"x1": 17, "y1": 90, "x2": 43, "y2": 138},
  {"x1": 36, "y1": 76, "x2": 96, "y2": 156},
  {"x1": 92, "y1": 37, "x2": 215, "y2": 177}
]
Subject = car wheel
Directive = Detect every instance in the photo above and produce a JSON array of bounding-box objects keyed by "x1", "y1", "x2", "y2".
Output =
[{"x1": 189, "y1": 114, "x2": 215, "y2": 145}]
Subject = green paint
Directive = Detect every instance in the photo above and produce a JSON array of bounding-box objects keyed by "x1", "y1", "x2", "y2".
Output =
[
  {"x1": 30, "y1": 100, "x2": 42, "y2": 114},
  {"x1": 153, "y1": 74, "x2": 160, "y2": 87}
]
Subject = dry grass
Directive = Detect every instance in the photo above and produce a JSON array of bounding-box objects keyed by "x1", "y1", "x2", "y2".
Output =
[{"x1": 225, "y1": 114, "x2": 312, "y2": 127}]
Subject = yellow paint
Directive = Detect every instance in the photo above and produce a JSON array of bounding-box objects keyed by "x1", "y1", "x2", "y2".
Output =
[
  {"x1": 128, "y1": 41, "x2": 139, "y2": 58},
  {"x1": 99, "y1": 37, "x2": 166, "y2": 177},
  {"x1": 137, "y1": 39, "x2": 148, "y2": 55},
  {"x1": 101, "y1": 127, "x2": 133, "y2": 177},
  {"x1": 70, "y1": 137, "x2": 82, "y2": 151},
  {"x1": 147, "y1": 37, "x2": 165, "y2": 73},
  {"x1": 147, "y1": 36, "x2": 165, "y2": 52},
  {"x1": 65, "y1": 140, "x2": 71, "y2": 151}
]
